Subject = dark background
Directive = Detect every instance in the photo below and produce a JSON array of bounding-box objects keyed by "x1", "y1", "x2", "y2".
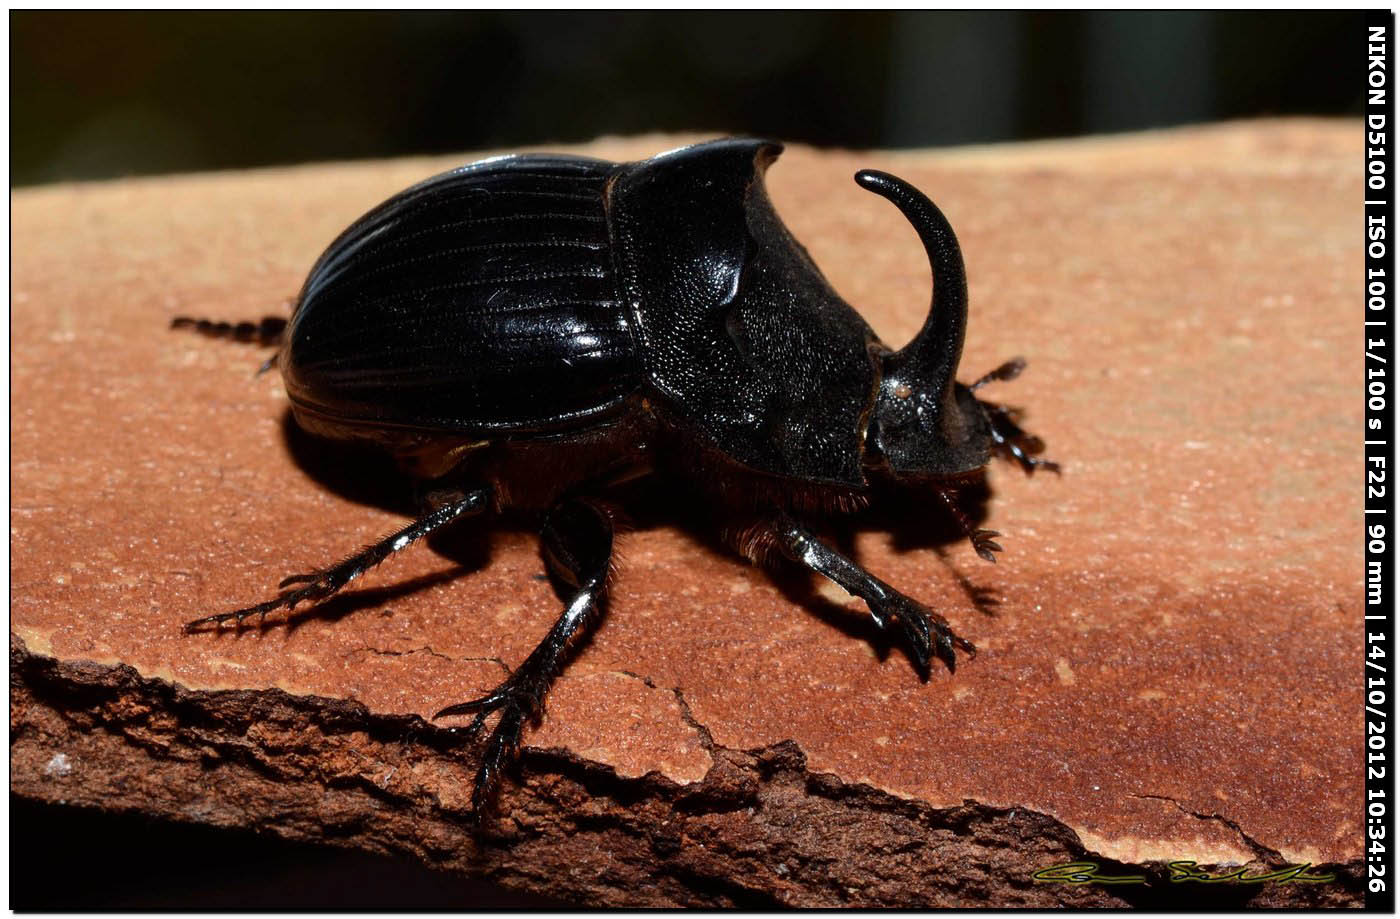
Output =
[
  {"x1": 13, "y1": 10, "x2": 1362, "y2": 187},
  {"x1": 9, "y1": 9, "x2": 1366, "y2": 909}
]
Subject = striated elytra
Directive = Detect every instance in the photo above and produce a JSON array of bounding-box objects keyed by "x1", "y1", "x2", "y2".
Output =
[{"x1": 175, "y1": 139, "x2": 1057, "y2": 818}]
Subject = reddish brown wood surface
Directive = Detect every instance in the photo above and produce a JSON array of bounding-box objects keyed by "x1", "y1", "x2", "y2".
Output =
[{"x1": 12, "y1": 123, "x2": 1363, "y2": 906}]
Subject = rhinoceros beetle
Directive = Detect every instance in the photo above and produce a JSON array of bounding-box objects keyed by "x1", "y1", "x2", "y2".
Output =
[{"x1": 176, "y1": 139, "x2": 1055, "y2": 815}]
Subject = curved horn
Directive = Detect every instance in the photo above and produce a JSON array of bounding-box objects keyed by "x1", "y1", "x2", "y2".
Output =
[{"x1": 854, "y1": 169, "x2": 968, "y2": 394}]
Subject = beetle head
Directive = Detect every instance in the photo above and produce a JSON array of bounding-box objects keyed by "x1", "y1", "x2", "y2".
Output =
[{"x1": 857, "y1": 170, "x2": 992, "y2": 479}]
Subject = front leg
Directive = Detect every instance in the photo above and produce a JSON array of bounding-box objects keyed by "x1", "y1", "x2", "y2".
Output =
[
  {"x1": 969, "y1": 356, "x2": 1060, "y2": 475},
  {"x1": 767, "y1": 512, "x2": 975, "y2": 675},
  {"x1": 433, "y1": 498, "x2": 614, "y2": 816}
]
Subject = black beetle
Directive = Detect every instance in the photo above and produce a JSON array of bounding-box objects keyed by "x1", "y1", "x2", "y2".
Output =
[{"x1": 176, "y1": 139, "x2": 1055, "y2": 815}]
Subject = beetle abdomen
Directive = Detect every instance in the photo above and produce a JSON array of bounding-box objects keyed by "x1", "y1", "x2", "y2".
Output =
[{"x1": 283, "y1": 156, "x2": 638, "y2": 437}]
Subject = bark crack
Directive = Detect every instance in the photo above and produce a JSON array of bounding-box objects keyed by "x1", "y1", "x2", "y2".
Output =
[
  {"x1": 1130, "y1": 792, "x2": 1283, "y2": 863},
  {"x1": 669, "y1": 685, "x2": 717, "y2": 752},
  {"x1": 612, "y1": 668, "x2": 657, "y2": 689}
]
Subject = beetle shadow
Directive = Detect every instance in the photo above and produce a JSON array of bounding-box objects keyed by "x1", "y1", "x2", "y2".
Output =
[
  {"x1": 275, "y1": 411, "x2": 616, "y2": 666},
  {"x1": 275, "y1": 412, "x2": 1003, "y2": 652},
  {"x1": 765, "y1": 564, "x2": 910, "y2": 667},
  {"x1": 773, "y1": 486, "x2": 1005, "y2": 675},
  {"x1": 279, "y1": 410, "x2": 419, "y2": 515},
  {"x1": 616, "y1": 476, "x2": 1003, "y2": 677},
  {"x1": 611, "y1": 480, "x2": 889, "y2": 658},
  {"x1": 276, "y1": 410, "x2": 516, "y2": 600},
  {"x1": 851, "y1": 479, "x2": 1006, "y2": 620}
]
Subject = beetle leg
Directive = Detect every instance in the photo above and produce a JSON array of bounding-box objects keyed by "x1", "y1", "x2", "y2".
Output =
[
  {"x1": 170, "y1": 315, "x2": 288, "y2": 346},
  {"x1": 936, "y1": 488, "x2": 1003, "y2": 563},
  {"x1": 982, "y1": 404, "x2": 1061, "y2": 475},
  {"x1": 182, "y1": 487, "x2": 491, "y2": 631},
  {"x1": 968, "y1": 356, "x2": 1060, "y2": 476},
  {"x1": 767, "y1": 512, "x2": 975, "y2": 675},
  {"x1": 432, "y1": 498, "x2": 614, "y2": 816},
  {"x1": 171, "y1": 315, "x2": 286, "y2": 376}
]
